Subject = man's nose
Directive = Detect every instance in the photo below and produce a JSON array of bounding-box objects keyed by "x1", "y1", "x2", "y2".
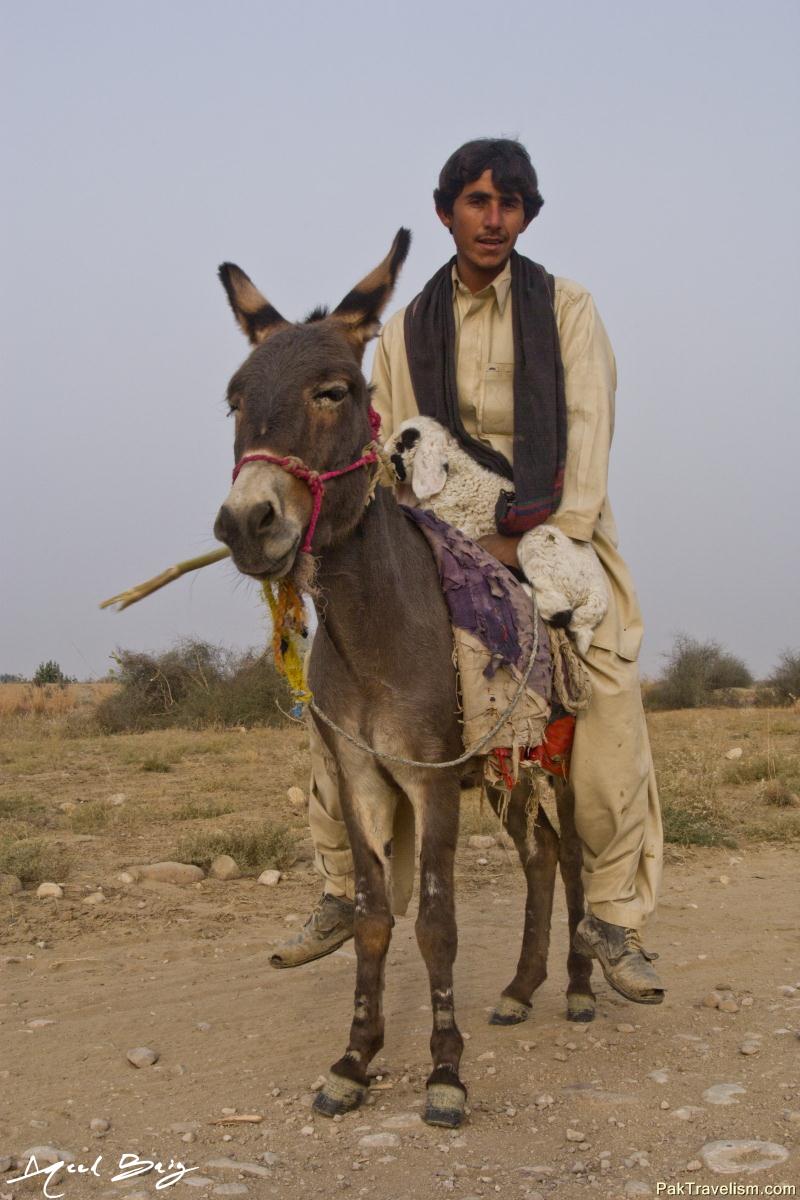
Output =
[{"x1": 483, "y1": 201, "x2": 503, "y2": 228}]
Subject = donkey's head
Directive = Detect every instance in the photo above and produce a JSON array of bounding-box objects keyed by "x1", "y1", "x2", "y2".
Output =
[{"x1": 213, "y1": 229, "x2": 410, "y2": 579}]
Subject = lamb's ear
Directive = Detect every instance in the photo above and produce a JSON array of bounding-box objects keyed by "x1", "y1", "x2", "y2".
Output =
[
  {"x1": 330, "y1": 228, "x2": 411, "y2": 361},
  {"x1": 218, "y1": 263, "x2": 289, "y2": 346},
  {"x1": 410, "y1": 439, "x2": 448, "y2": 500}
]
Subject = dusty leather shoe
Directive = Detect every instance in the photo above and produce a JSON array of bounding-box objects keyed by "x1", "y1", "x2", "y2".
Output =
[
  {"x1": 573, "y1": 915, "x2": 664, "y2": 1004},
  {"x1": 269, "y1": 893, "x2": 355, "y2": 969}
]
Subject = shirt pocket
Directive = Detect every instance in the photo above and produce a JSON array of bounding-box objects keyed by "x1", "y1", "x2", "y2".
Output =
[{"x1": 480, "y1": 362, "x2": 514, "y2": 436}]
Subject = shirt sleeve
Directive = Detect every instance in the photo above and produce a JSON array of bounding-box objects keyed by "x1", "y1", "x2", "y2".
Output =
[{"x1": 548, "y1": 287, "x2": 617, "y2": 543}]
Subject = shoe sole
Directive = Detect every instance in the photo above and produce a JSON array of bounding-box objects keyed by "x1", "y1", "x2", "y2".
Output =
[
  {"x1": 573, "y1": 931, "x2": 665, "y2": 1005},
  {"x1": 269, "y1": 930, "x2": 354, "y2": 970}
]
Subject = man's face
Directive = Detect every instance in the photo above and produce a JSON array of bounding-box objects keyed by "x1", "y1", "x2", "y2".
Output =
[{"x1": 437, "y1": 168, "x2": 531, "y2": 282}]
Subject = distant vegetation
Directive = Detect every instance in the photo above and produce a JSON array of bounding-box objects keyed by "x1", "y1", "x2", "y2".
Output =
[
  {"x1": 645, "y1": 635, "x2": 753, "y2": 710},
  {"x1": 33, "y1": 660, "x2": 75, "y2": 687},
  {"x1": 94, "y1": 639, "x2": 293, "y2": 733}
]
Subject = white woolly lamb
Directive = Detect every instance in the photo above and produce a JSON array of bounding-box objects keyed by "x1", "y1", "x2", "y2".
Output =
[{"x1": 384, "y1": 416, "x2": 608, "y2": 658}]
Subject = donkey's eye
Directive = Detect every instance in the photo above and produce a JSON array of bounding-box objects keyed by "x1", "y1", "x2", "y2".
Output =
[{"x1": 313, "y1": 384, "x2": 348, "y2": 404}]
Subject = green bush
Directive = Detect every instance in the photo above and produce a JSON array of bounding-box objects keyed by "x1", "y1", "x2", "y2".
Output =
[
  {"x1": 765, "y1": 649, "x2": 800, "y2": 706},
  {"x1": 94, "y1": 639, "x2": 293, "y2": 732},
  {"x1": 645, "y1": 634, "x2": 753, "y2": 711},
  {"x1": 174, "y1": 822, "x2": 297, "y2": 873},
  {"x1": 32, "y1": 660, "x2": 73, "y2": 687}
]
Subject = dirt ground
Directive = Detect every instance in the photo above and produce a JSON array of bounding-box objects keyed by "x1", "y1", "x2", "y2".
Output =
[{"x1": 1, "y1": 710, "x2": 799, "y2": 1199}]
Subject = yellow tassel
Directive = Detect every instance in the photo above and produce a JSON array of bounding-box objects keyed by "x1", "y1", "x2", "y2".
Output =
[{"x1": 262, "y1": 579, "x2": 311, "y2": 709}]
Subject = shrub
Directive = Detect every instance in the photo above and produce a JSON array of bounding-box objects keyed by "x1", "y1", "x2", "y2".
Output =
[
  {"x1": 32, "y1": 661, "x2": 73, "y2": 687},
  {"x1": 0, "y1": 837, "x2": 68, "y2": 883},
  {"x1": 765, "y1": 649, "x2": 800, "y2": 707},
  {"x1": 645, "y1": 634, "x2": 753, "y2": 710},
  {"x1": 174, "y1": 822, "x2": 297, "y2": 873},
  {"x1": 94, "y1": 639, "x2": 293, "y2": 732}
]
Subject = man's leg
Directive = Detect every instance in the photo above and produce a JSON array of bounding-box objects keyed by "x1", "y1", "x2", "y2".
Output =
[
  {"x1": 269, "y1": 723, "x2": 355, "y2": 968},
  {"x1": 569, "y1": 646, "x2": 664, "y2": 1002}
]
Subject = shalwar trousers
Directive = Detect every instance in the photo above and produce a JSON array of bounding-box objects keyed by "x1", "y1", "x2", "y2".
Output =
[{"x1": 307, "y1": 644, "x2": 662, "y2": 929}]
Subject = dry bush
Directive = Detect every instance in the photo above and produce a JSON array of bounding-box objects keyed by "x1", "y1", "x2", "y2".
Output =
[
  {"x1": 174, "y1": 822, "x2": 297, "y2": 873},
  {"x1": 0, "y1": 682, "x2": 116, "y2": 720},
  {"x1": 765, "y1": 649, "x2": 800, "y2": 707},
  {"x1": 94, "y1": 640, "x2": 293, "y2": 733},
  {"x1": 0, "y1": 837, "x2": 68, "y2": 884},
  {"x1": 761, "y1": 779, "x2": 798, "y2": 808},
  {"x1": 657, "y1": 746, "x2": 735, "y2": 846},
  {"x1": 646, "y1": 635, "x2": 753, "y2": 711}
]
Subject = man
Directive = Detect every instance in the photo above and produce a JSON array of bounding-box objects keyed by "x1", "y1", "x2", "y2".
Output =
[{"x1": 271, "y1": 138, "x2": 664, "y2": 1004}]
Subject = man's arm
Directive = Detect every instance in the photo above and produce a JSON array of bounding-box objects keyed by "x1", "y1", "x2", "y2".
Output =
[{"x1": 547, "y1": 285, "x2": 616, "y2": 543}]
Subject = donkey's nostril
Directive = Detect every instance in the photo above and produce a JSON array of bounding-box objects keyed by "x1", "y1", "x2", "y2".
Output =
[
  {"x1": 249, "y1": 500, "x2": 275, "y2": 538},
  {"x1": 213, "y1": 505, "x2": 235, "y2": 546}
]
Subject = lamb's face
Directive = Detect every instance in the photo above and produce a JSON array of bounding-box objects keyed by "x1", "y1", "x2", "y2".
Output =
[{"x1": 385, "y1": 416, "x2": 453, "y2": 501}]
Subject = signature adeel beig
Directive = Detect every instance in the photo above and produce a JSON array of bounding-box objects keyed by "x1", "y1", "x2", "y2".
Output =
[{"x1": 8, "y1": 1151, "x2": 196, "y2": 1197}]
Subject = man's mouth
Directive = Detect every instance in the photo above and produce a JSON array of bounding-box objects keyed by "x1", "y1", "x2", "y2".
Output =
[{"x1": 477, "y1": 237, "x2": 505, "y2": 247}]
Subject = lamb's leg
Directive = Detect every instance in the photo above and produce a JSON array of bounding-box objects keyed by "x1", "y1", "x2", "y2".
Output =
[
  {"x1": 314, "y1": 785, "x2": 395, "y2": 1118},
  {"x1": 415, "y1": 783, "x2": 467, "y2": 1128},
  {"x1": 485, "y1": 778, "x2": 560, "y2": 1025},
  {"x1": 555, "y1": 780, "x2": 595, "y2": 1022}
]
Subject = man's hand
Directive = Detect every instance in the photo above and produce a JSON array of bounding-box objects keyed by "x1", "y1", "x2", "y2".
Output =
[{"x1": 477, "y1": 533, "x2": 522, "y2": 568}]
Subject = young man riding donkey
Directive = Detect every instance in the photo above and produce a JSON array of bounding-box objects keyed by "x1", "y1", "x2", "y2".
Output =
[{"x1": 271, "y1": 137, "x2": 665, "y2": 1007}]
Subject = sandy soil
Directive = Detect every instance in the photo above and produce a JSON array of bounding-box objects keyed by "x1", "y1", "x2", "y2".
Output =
[{"x1": 1, "y1": 713, "x2": 799, "y2": 1199}]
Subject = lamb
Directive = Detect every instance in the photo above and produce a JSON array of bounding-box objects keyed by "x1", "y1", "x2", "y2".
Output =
[{"x1": 384, "y1": 416, "x2": 608, "y2": 657}]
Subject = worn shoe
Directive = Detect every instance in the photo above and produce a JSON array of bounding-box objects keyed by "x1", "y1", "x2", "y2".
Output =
[
  {"x1": 269, "y1": 892, "x2": 355, "y2": 969},
  {"x1": 573, "y1": 915, "x2": 665, "y2": 1004}
]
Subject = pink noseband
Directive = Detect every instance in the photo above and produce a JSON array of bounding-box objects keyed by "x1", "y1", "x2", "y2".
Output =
[{"x1": 230, "y1": 408, "x2": 382, "y2": 554}]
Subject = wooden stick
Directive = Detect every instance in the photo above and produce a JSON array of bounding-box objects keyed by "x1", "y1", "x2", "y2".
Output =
[{"x1": 99, "y1": 547, "x2": 231, "y2": 611}]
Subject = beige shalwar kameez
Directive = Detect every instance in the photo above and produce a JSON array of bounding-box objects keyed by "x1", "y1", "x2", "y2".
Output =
[{"x1": 308, "y1": 261, "x2": 662, "y2": 929}]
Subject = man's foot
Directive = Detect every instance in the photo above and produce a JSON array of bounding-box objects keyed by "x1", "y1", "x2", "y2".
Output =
[
  {"x1": 269, "y1": 893, "x2": 355, "y2": 969},
  {"x1": 573, "y1": 915, "x2": 665, "y2": 1004}
]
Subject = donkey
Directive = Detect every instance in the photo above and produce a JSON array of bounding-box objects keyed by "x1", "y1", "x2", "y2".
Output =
[{"x1": 212, "y1": 231, "x2": 594, "y2": 1128}]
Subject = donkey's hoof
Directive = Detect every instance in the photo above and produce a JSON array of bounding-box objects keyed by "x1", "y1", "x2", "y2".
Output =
[
  {"x1": 424, "y1": 1082, "x2": 466, "y2": 1129},
  {"x1": 489, "y1": 994, "x2": 531, "y2": 1026},
  {"x1": 566, "y1": 993, "x2": 596, "y2": 1023},
  {"x1": 312, "y1": 1072, "x2": 366, "y2": 1118}
]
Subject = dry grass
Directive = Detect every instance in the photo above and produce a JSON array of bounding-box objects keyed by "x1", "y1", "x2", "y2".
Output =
[
  {"x1": 0, "y1": 700, "x2": 798, "y2": 896},
  {"x1": 0, "y1": 682, "x2": 116, "y2": 719}
]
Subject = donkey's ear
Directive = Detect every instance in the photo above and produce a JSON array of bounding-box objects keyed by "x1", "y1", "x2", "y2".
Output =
[
  {"x1": 218, "y1": 263, "x2": 289, "y2": 346},
  {"x1": 330, "y1": 228, "x2": 411, "y2": 360}
]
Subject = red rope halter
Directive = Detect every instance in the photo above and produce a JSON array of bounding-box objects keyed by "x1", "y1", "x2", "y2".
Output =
[{"x1": 230, "y1": 408, "x2": 382, "y2": 554}]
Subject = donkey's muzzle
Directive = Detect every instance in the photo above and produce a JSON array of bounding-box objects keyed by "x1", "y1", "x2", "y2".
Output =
[{"x1": 213, "y1": 502, "x2": 299, "y2": 579}]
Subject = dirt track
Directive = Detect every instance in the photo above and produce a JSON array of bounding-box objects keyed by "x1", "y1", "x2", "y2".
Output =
[{"x1": 2, "y1": 834, "x2": 799, "y2": 1200}]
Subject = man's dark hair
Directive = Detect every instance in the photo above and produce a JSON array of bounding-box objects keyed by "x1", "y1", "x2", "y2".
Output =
[{"x1": 434, "y1": 138, "x2": 544, "y2": 222}]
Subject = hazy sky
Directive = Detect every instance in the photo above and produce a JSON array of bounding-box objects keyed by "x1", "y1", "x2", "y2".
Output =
[{"x1": 2, "y1": 0, "x2": 798, "y2": 681}]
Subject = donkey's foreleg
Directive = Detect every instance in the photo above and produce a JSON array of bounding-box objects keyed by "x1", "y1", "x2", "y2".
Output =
[
  {"x1": 314, "y1": 788, "x2": 395, "y2": 1118},
  {"x1": 486, "y1": 780, "x2": 560, "y2": 1026},
  {"x1": 416, "y1": 802, "x2": 466, "y2": 1129},
  {"x1": 555, "y1": 781, "x2": 595, "y2": 1022}
]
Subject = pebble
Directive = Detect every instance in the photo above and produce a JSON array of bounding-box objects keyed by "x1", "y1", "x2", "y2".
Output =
[
  {"x1": 739, "y1": 1039, "x2": 761, "y2": 1055},
  {"x1": 477, "y1": 856, "x2": 488, "y2": 866},
  {"x1": 700, "y1": 1139, "x2": 789, "y2": 1174},
  {"x1": 287, "y1": 786, "x2": 306, "y2": 809},
  {"x1": 616, "y1": 1023, "x2": 636, "y2": 1033},
  {"x1": 534, "y1": 1094, "x2": 554, "y2": 1107},
  {"x1": 0, "y1": 874, "x2": 22, "y2": 895},
  {"x1": 779, "y1": 985, "x2": 797, "y2": 998},
  {"x1": 782, "y1": 1109, "x2": 800, "y2": 1123},
  {"x1": 702, "y1": 1082, "x2": 746, "y2": 1106},
  {"x1": 210, "y1": 855, "x2": 240, "y2": 881},
  {"x1": 126, "y1": 1046, "x2": 159, "y2": 1068},
  {"x1": 357, "y1": 1133, "x2": 400, "y2": 1150},
  {"x1": 83, "y1": 891, "x2": 106, "y2": 905},
  {"x1": 648, "y1": 1069, "x2": 669, "y2": 1084},
  {"x1": 108, "y1": 793, "x2": 126, "y2": 806},
  {"x1": 702, "y1": 991, "x2": 722, "y2": 1008},
  {"x1": 27, "y1": 1018, "x2": 55, "y2": 1029},
  {"x1": 300, "y1": 1125, "x2": 314, "y2": 1136},
  {"x1": 135, "y1": 862, "x2": 204, "y2": 885},
  {"x1": 724, "y1": 747, "x2": 743, "y2": 760},
  {"x1": 671, "y1": 1105, "x2": 706, "y2": 1122},
  {"x1": 185, "y1": 1177, "x2": 216, "y2": 1188},
  {"x1": 258, "y1": 869, "x2": 281, "y2": 887},
  {"x1": 117, "y1": 871, "x2": 138, "y2": 884},
  {"x1": 468, "y1": 834, "x2": 496, "y2": 850},
  {"x1": 36, "y1": 882, "x2": 63, "y2": 899},
  {"x1": 718, "y1": 996, "x2": 740, "y2": 1013},
  {"x1": 566, "y1": 1129, "x2": 586, "y2": 1142},
  {"x1": 90, "y1": 1117, "x2": 111, "y2": 1134},
  {"x1": 686, "y1": 1160, "x2": 702, "y2": 1171},
  {"x1": 380, "y1": 1113, "x2": 423, "y2": 1130},
  {"x1": 205, "y1": 1158, "x2": 272, "y2": 1177},
  {"x1": 18, "y1": 1145, "x2": 75, "y2": 1166}
]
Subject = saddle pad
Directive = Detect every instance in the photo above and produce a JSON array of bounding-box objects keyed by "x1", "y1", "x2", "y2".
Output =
[{"x1": 402, "y1": 506, "x2": 572, "y2": 782}]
